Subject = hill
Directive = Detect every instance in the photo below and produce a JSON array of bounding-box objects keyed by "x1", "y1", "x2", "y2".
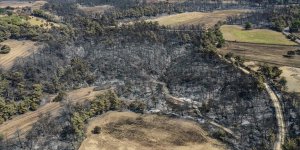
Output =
[{"x1": 79, "y1": 111, "x2": 226, "y2": 150}]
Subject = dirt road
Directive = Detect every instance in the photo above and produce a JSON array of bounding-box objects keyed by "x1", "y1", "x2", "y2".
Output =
[{"x1": 264, "y1": 83, "x2": 285, "y2": 150}]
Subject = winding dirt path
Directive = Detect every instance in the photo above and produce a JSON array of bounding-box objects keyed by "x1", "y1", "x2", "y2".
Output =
[
  {"x1": 236, "y1": 63, "x2": 285, "y2": 150},
  {"x1": 264, "y1": 83, "x2": 285, "y2": 150}
]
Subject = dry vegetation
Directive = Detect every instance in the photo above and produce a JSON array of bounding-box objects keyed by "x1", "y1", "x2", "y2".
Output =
[
  {"x1": 147, "y1": 9, "x2": 249, "y2": 27},
  {"x1": 28, "y1": 16, "x2": 60, "y2": 29},
  {"x1": 78, "y1": 4, "x2": 113, "y2": 14},
  {"x1": 0, "y1": 40, "x2": 39, "y2": 70},
  {"x1": 0, "y1": 1, "x2": 46, "y2": 10},
  {"x1": 79, "y1": 111, "x2": 226, "y2": 150},
  {"x1": 219, "y1": 42, "x2": 300, "y2": 67},
  {"x1": 0, "y1": 87, "x2": 105, "y2": 138}
]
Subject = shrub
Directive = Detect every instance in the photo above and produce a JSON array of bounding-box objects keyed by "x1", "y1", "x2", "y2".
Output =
[
  {"x1": 92, "y1": 126, "x2": 101, "y2": 134},
  {"x1": 0, "y1": 45, "x2": 11, "y2": 54},
  {"x1": 225, "y1": 52, "x2": 234, "y2": 59},
  {"x1": 287, "y1": 51, "x2": 296, "y2": 55},
  {"x1": 244, "y1": 22, "x2": 252, "y2": 30},
  {"x1": 53, "y1": 91, "x2": 67, "y2": 102},
  {"x1": 128, "y1": 101, "x2": 146, "y2": 114}
]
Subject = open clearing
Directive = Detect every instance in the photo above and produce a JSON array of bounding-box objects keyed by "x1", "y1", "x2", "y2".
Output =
[
  {"x1": 221, "y1": 25, "x2": 297, "y2": 45},
  {"x1": 78, "y1": 4, "x2": 113, "y2": 14},
  {"x1": 280, "y1": 66, "x2": 300, "y2": 93},
  {"x1": 147, "y1": 9, "x2": 249, "y2": 27},
  {"x1": 0, "y1": 87, "x2": 106, "y2": 139},
  {"x1": 0, "y1": 40, "x2": 39, "y2": 70},
  {"x1": 79, "y1": 111, "x2": 226, "y2": 150},
  {"x1": 219, "y1": 42, "x2": 300, "y2": 68},
  {"x1": 0, "y1": 1, "x2": 46, "y2": 10}
]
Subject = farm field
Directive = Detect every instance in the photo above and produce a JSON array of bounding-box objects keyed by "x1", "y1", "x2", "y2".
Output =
[
  {"x1": 220, "y1": 42, "x2": 300, "y2": 94},
  {"x1": 147, "y1": 9, "x2": 249, "y2": 27},
  {"x1": 79, "y1": 111, "x2": 226, "y2": 150},
  {"x1": 219, "y1": 42, "x2": 300, "y2": 67},
  {"x1": 0, "y1": 87, "x2": 106, "y2": 139},
  {"x1": 0, "y1": 1, "x2": 46, "y2": 10},
  {"x1": 0, "y1": 40, "x2": 39, "y2": 70},
  {"x1": 221, "y1": 25, "x2": 297, "y2": 45}
]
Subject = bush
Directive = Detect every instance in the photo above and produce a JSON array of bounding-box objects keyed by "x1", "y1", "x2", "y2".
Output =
[
  {"x1": 244, "y1": 22, "x2": 252, "y2": 30},
  {"x1": 92, "y1": 126, "x2": 101, "y2": 134},
  {"x1": 128, "y1": 101, "x2": 146, "y2": 114},
  {"x1": 53, "y1": 91, "x2": 67, "y2": 102},
  {"x1": 0, "y1": 45, "x2": 11, "y2": 54},
  {"x1": 287, "y1": 51, "x2": 296, "y2": 56},
  {"x1": 225, "y1": 52, "x2": 234, "y2": 59}
]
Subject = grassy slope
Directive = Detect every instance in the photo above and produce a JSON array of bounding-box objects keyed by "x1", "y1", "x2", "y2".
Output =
[{"x1": 221, "y1": 25, "x2": 297, "y2": 45}]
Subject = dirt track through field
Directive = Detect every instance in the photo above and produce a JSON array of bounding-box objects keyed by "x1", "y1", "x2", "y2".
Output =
[
  {"x1": 0, "y1": 87, "x2": 105, "y2": 139},
  {"x1": 0, "y1": 40, "x2": 39, "y2": 70}
]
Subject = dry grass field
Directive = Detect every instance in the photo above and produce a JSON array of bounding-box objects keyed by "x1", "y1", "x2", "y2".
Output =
[
  {"x1": 221, "y1": 25, "x2": 297, "y2": 45},
  {"x1": 147, "y1": 9, "x2": 249, "y2": 27},
  {"x1": 0, "y1": 87, "x2": 106, "y2": 139},
  {"x1": 78, "y1": 5, "x2": 113, "y2": 14},
  {"x1": 0, "y1": 1, "x2": 46, "y2": 10},
  {"x1": 0, "y1": 40, "x2": 39, "y2": 70},
  {"x1": 219, "y1": 42, "x2": 300, "y2": 68},
  {"x1": 79, "y1": 111, "x2": 226, "y2": 150},
  {"x1": 280, "y1": 66, "x2": 300, "y2": 93}
]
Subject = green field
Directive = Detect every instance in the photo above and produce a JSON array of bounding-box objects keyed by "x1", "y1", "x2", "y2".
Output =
[{"x1": 221, "y1": 25, "x2": 297, "y2": 45}]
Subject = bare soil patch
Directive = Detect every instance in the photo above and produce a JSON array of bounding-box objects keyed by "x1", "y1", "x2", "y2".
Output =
[
  {"x1": 0, "y1": 40, "x2": 39, "y2": 70},
  {"x1": 219, "y1": 42, "x2": 300, "y2": 68},
  {"x1": 79, "y1": 111, "x2": 226, "y2": 150}
]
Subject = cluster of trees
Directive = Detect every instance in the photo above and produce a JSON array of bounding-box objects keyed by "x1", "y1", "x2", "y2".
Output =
[
  {"x1": 0, "y1": 71, "x2": 43, "y2": 124},
  {"x1": 0, "y1": 14, "x2": 48, "y2": 42},
  {"x1": 32, "y1": 9, "x2": 57, "y2": 23}
]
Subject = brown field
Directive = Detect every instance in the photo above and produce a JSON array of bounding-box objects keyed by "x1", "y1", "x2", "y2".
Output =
[
  {"x1": 219, "y1": 42, "x2": 300, "y2": 68},
  {"x1": 0, "y1": 1, "x2": 46, "y2": 10},
  {"x1": 147, "y1": 9, "x2": 249, "y2": 27},
  {"x1": 79, "y1": 111, "x2": 226, "y2": 150},
  {"x1": 0, "y1": 40, "x2": 39, "y2": 70},
  {"x1": 0, "y1": 87, "x2": 106, "y2": 139},
  {"x1": 78, "y1": 4, "x2": 113, "y2": 14}
]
